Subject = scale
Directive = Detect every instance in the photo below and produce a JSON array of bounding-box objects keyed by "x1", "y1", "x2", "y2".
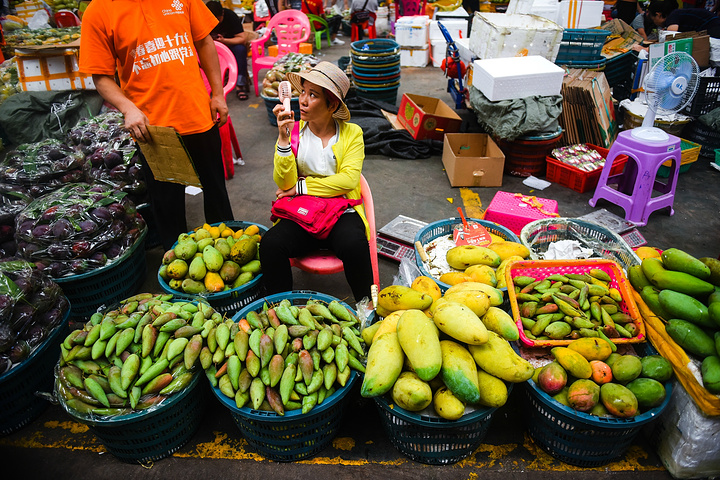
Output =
[
  {"x1": 376, "y1": 215, "x2": 428, "y2": 262},
  {"x1": 577, "y1": 209, "x2": 647, "y2": 248}
]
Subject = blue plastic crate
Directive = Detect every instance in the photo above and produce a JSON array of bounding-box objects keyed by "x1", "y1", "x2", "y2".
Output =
[
  {"x1": 413, "y1": 218, "x2": 520, "y2": 293},
  {"x1": 555, "y1": 28, "x2": 611, "y2": 65}
]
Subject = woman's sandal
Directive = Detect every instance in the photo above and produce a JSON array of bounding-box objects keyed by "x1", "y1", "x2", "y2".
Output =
[{"x1": 236, "y1": 88, "x2": 249, "y2": 101}]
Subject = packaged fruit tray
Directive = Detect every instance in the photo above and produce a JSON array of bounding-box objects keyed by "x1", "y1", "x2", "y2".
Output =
[
  {"x1": 414, "y1": 217, "x2": 520, "y2": 292},
  {"x1": 506, "y1": 259, "x2": 645, "y2": 348},
  {"x1": 212, "y1": 290, "x2": 361, "y2": 462},
  {"x1": 516, "y1": 341, "x2": 673, "y2": 467}
]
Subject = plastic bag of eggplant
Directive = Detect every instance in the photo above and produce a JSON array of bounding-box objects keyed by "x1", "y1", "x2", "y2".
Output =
[
  {"x1": 0, "y1": 184, "x2": 32, "y2": 258},
  {"x1": 14, "y1": 183, "x2": 146, "y2": 278},
  {"x1": 0, "y1": 258, "x2": 70, "y2": 374}
]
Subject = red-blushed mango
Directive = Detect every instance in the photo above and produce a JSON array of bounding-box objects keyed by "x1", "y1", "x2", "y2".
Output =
[
  {"x1": 567, "y1": 378, "x2": 600, "y2": 412},
  {"x1": 600, "y1": 382, "x2": 639, "y2": 417},
  {"x1": 590, "y1": 360, "x2": 613, "y2": 385},
  {"x1": 537, "y1": 361, "x2": 567, "y2": 395}
]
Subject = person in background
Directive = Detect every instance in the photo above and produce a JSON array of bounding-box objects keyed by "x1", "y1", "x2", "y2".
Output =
[
  {"x1": 301, "y1": 0, "x2": 345, "y2": 45},
  {"x1": 648, "y1": 0, "x2": 720, "y2": 64},
  {"x1": 350, "y1": 0, "x2": 378, "y2": 40},
  {"x1": 206, "y1": 1, "x2": 253, "y2": 101},
  {"x1": 632, "y1": 9, "x2": 658, "y2": 41},
  {"x1": 260, "y1": 61, "x2": 373, "y2": 302},
  {"x1": 79, "y1": 0, "x2": 235, "y2": 251}
]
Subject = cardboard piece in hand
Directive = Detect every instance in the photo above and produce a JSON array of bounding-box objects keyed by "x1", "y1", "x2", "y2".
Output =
[{"x1": 136, "y1": 125, "x2": 202, "y2": 187}]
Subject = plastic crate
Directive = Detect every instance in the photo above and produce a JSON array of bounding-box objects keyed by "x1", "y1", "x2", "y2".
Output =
[
  {"x1": 546, "y1": 144, "x2": 629, "y2": 194},
  {"x1": 683, "y1": 76, "x2": 720, "y2": 116},
  {"x1": 483, "y1": 191, "x2": 560, "y2": 235},
  {"x1": 682, "y1": 119, "x2": 720, "y2": 160},
  {"x1": 157, "y1": 221, "x2": 268, "y2": 317},
  {"x1": 520, "y1": 217, "x2": 641, "y2": 271},
  {"x1": 215, "y1": 291, "x2": 360, "y2": 462},
  {"x1": 556, "y1": 57, "x2": 606, "y2": 70},
  {"x1": 414, "y1": 217, "x2": 520, "y2": 293},
  {"x1": 518, "y1": 342, "x2": 673, "y2": 467},
  {"x1": 506, "y1": 258, "x2": 645, "y2": 348},
  {"x1": 373, "y1": 387, "x2": 507, "y2": 465},
  {"x1": 0, "y1": 309, "x2": 69, "y2": 435},
  {"x1": 555, "y1": 28, "x2": 611, "y2": 65},
  {"x1": 657, "y1": 138, "x2": 701, "y2": 177},
  {"x1": 63, "y1": 372, "x2": 207, "y2": 463},
  {"x1": 603, "y1": 51, "x2": 636, "y2": 88},
  {"x1": 54, "y1": 228, "x2": 147, "y2": 322}
]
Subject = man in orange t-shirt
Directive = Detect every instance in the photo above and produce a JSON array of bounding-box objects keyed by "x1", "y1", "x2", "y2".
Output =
[{"x1": 80, "y1": 0, "x2": 234, "y2": 250}]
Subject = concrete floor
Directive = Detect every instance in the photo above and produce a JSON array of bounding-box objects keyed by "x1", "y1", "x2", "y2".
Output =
[{"x1": 2, "y1": 38, "x2": 719, "y2": 478}]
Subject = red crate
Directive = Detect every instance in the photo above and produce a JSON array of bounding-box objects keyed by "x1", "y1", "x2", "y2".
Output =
[{"x1": 546, "y1": 144, "x2": 628, "y2": 194}]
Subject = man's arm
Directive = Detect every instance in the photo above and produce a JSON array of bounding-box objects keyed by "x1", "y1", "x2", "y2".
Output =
[
  {"x1": 93, "y1": 74, "x2": 152, "y2": 143},
  {"x1": 195, "y1": 34, "x2": 229, "y2": 127}
]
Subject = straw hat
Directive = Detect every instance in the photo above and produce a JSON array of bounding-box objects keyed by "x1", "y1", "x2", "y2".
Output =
[{"x1": 288, "y1": 61, "x2": 351, "y2": 121}]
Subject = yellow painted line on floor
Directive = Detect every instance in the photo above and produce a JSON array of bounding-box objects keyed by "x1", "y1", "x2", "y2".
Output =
[
  {"x1": 460, "y1": 188, "x2": 484, "y2": 219},
  {"x1": 0, "y1": 421, "x2": 665, "y2": 472}
]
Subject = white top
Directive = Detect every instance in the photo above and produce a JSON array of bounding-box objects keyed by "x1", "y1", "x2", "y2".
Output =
[{"x1": 297, "y1": 122, "x2": 339, "y2": 177}]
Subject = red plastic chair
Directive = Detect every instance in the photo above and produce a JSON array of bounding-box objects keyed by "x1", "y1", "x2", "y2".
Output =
[
  {"x1": 290, "y1": 175, "x2": 380, "y2": 298},
  {"x1": 200, "y1": 41, "x2": 243, "y2": 180},
  {"x1": 250, "y1": 10, "x2": 311, "y2": 97},
  {"x1": 55, "y1": 10, "x2": 81, "y2": 27},
  {"x1": 395, "y1": 0, "x2": 427, "y2": 19},
  {"x1": 351, "y1": 12, "x2": 377, "y2": 42}
]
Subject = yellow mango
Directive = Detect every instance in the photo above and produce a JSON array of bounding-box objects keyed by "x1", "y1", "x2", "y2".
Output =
[
  {"x1": 481, "y1": 306, "x2": 519, "y2": 341},
  {"x1": 221, "y1": 228, "x2": 234, "y2": 238},
  {"x1": 433, "y1": 302, "x2": 488, "y2": 345},
  {"x1": 361, "y1": 332, "x2": 404, "y2": 397},
  {"x1": 244, "y1": 224, "x2": 260, "y2": 236},
  {"x1": 378, "y1": 285, "x2": 433, "y2": 312},
  {"x1": 476, "y1": 369, "x2": 509, "y2": 408},
  {"x1": 464, "y1": 264, "x2": 497, "y2": 286},
  {"x1": 204, "y1": 271, "x2": 225, "y2": 293},
  {"x1": 372, "y1": 310, "x2": 405, "y2": 342},
  {"x1": 361, "y1": 321, "x2": 382, "y2": 347},
  {"x1": 468, "y1": 331, "x2": 534, "y2": 383},
  {"x1": 433, "y1": 386, "x2": 466, "y2": 420},
  {"x1": 392, "y1": 371, "x2": 433, "y2": 411},
  {"x1": 230, "y1": 237, "x2": 258, "y2": 266},
  {"x1": 446, "y1": 281, "x2": 504, "y2": 307},
  {"x1": 374, "y1": 304, "x2": 393, "y2": 318},
  {"x1": 411, "y1": 275, "x2": 442, "y2": 301},
  {"x1": 194, "y1": 228, "x2": 211, "y2": 241},
  {"x1": 441, "y1": 291, "x2": 490, "y2": 318},
  {"x1": 551, "y1": 347, "x2": 593, "y2": 379},
  {"x1": 396, "y1": 310, "x2": 442, "y2": 381},
  {"x1": 489, "y1": 233, "x2": 505, "y2": 244},
  {"x1": 567, "y1": 337, "x2": 613, "y2": 362},
  {"x1": 487, "y1": 241, "x2": 530, "y2": 262},
  {"x1": 496, "y1": 255, "x2": 525, "y2": 289},
  {"x1": 439, "y1": 271, "x2": 473, "y2": 286},
  {"x1": 208, "y1": 226, "x2": 221, "y2": 239},
  {"x1": 440, "y1": 340, "x2": 480, "y2": 404},
  {"x1": 446, "y1": 245, "x2": 501, "y2": 270}
]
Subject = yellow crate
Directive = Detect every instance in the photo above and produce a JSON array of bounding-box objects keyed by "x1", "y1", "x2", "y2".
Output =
[
  {"x1": 13, "y1": 0, "x2": 47, "y2": 20},
  {"x1": 268, "y1": 42, "x2": 312, "y2": 56},
  {"x1": 15, "y1": 48, "x2": 95, "y2": 91}
]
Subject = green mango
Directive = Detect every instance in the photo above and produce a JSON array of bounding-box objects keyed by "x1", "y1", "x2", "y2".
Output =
[
  {"x1": 203, "y1": 245, "x2": 224, "y2": 272},
  {"x1": 188, "y1": 255, "x2": 207, "y2": 281}
]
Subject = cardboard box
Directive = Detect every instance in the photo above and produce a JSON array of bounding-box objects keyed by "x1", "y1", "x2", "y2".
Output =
[
  {"x1": 471, "y1": 55, "x2": 564, "y2": 101},
  {"x1": 397, "y1": 93, "x2": 462, "y2": 140},
  {"x1": 442, "y1": 133, "x2": 505, "y2": 187},
  {"x1": 664, "y1": 31, "x2": 710, "y2": 68}
]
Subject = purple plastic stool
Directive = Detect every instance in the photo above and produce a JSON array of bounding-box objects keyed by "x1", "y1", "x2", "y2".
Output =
[{"x1": 589, "y1": 129, "x2": 681, "y2": 227}]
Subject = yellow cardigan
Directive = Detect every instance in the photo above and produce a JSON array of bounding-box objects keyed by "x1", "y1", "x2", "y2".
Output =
[{"x1": 272, "y1": 120, "x2": 370, "y2": 239}]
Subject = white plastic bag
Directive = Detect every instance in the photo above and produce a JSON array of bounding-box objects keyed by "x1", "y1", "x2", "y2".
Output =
[
  {"x1": 28, "y1": 9, "x2": 52, "y2": 30},
  {"x1": 392, "y1": 256, "x2": 423, "y2": 288},
  {"x1": 255, "y1": 0, "x2": 269, "y2": 18}
]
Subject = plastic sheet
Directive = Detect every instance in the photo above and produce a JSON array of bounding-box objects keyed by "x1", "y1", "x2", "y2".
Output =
[
  {"x1": 14, "y1": 183, "x2": 146, "y2": 278},
  {"x1": 0, "y1": 258, "x2": 69, "y2": 374}
]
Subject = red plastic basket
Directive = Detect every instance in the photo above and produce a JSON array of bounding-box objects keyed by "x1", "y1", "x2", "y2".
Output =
[
  {"x1": 545, "y1": 144, "x2": 628, "y2": 194},
  {"x1": 505, "y1": 258, "x2": 645, "y2": 348}
]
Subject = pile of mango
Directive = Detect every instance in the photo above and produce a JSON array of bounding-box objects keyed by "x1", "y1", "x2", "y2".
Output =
[
  {"x1": 629, "y1": 248, "x2": 720, "y2": 394},
  {"x1": 159, "y1": 223, "x2": 262, "y2": 295},
  {"x1": 56, "y1": 293, "x2": 225, "y2": 417},
  {"x1": 534, "y1": 337, "x2": 673, "y2": 417},
  {"x1": 362, "y1": 279, "x2": 533, "y2": 420},
  {"x1": 206, "y1": 297, "x2": 367, "y2": 415},
  {"x1": 438, "y1": 239, "x2": 530, "y2": 289},
  {"x1": 4, "y1": 26, "x2": 81, "y2": 47},
  {"x1": 512, "y1": 267, "x2": 642, "y2": 343},
  {"x1": 0, "y1": 58, "x2": 21, "y2": 106}
]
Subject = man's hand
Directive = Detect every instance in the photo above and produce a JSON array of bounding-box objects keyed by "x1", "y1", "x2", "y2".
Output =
[
  {"x1": 211, "y1": 94, "x2": 229, "y2": 127},
  {"x1": 124, "y1": 105, "x2": 152, "y2": 143}
]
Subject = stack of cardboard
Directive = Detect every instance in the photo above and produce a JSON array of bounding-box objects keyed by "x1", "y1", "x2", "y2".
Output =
[{"x1": 558, "y1": 69, "x2": 618, "y2": 148}]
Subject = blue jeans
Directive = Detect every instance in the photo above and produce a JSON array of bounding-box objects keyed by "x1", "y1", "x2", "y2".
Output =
[{"x1": 227, "y1": 43, "x2": 249, "y2": 89}]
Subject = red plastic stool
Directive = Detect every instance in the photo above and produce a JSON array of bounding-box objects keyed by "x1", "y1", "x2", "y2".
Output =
[{"x1": 351, "y1": 13, "x2": 377, "y2": 42}]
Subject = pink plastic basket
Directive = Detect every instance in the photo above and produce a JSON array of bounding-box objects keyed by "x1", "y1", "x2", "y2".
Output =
[{"x1": 483, "y1": 191, "x2": 559, "y2": 235}]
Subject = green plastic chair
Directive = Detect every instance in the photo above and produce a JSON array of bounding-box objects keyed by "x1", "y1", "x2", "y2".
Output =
[{"x1": 308, "y1": 13, "x2": 332, "y2": 49}]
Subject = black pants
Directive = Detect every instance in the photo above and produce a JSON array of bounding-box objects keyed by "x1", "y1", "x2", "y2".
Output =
[
  {"x1": 260, "y1": 211, "x2": 373, "y2": 302},
  {"x1": 140, "y1": 125, "x2": 234, "y2": 250}
]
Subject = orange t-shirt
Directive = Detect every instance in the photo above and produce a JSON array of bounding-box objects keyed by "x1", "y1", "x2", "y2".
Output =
[{"x1": 79, "y1": 0, "x2": 217, "y2": 135}]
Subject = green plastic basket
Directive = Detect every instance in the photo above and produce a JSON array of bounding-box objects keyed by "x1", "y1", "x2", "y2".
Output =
[
  {"x1": 213, "y1": 290, "x2": 360, "y2": 462},
  {"x1": 0, "y1": 309, "x2": 69, "y2": 435},
  {"x1": 373, "y1": 387, "x2": 507, "y2": 465},
  {"x1": 157, "y1": 221, "x2": 268, "y2": 317},
  {"x1": 54, "y1": 228, "x2": 147, "y2": 322},
  {"x1": 64, "y1": 372, "x2": 207, "y2": 463}
]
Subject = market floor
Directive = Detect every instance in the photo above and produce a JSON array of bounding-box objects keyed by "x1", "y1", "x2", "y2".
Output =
[{"x1": 2, "y1": 39, "x2": 719, "y2": 478}]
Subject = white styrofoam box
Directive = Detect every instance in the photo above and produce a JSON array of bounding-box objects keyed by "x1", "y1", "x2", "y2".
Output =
[
  {"x1": 434, "y1": 6, "x2": 469, "y2": 19},
  {"x1": 469, "y1": 12, "x2": 563, "y2": 62},
  {"x1": 471, "y1": 55, "x2": 564, "y2": 101},
  {"x1": 429, "y1": 19, "x2": 469, "y2": 41},
  {"x1": 395, "y1": 15, "x2": 430, "y2": 48},
  {"x1": 431, "y1": 39, "x2": 447, "y2": 67},
  {"x1": 557, "y1": 0, "x2": 604, "y2": 28},
  {"x1": 400, "y1": 46, "x2": 429, "y2": 67},
  {"x1": 530, "y1": 2, "x2": 560, "y2": 24},
  {"x1": 455, "y1": 37, "x2": 476, "y2": 67}
]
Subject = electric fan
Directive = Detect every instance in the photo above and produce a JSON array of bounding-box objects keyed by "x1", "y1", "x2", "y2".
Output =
[{"x1": 632, "y1": 51, "x2": 699, "y2": 141}]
